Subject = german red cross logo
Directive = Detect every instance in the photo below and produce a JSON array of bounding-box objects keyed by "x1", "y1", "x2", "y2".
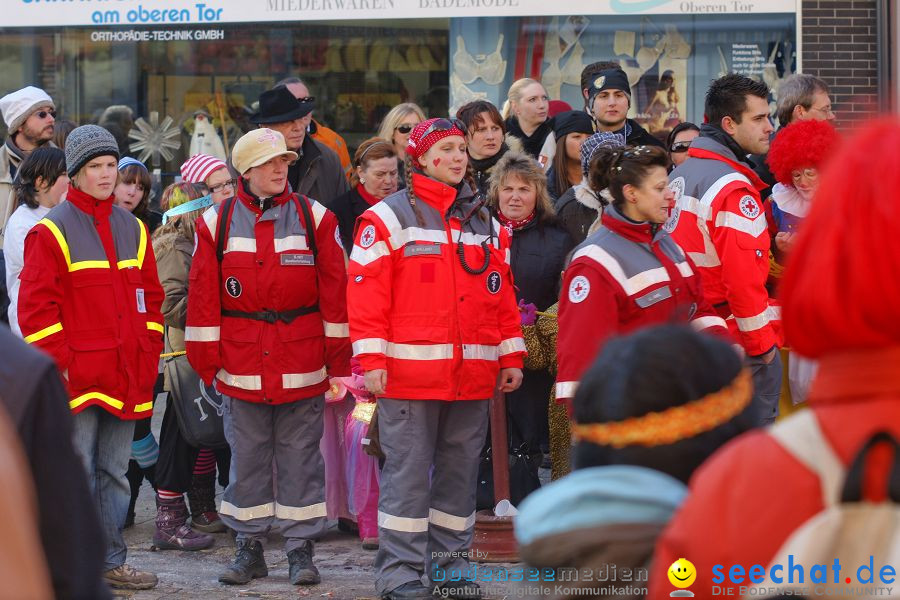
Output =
[
  {"x1": 359, "y1": 225, "x2": 376, "y2": 249},
  {"x1": 568, "y1": 275, "x2": 590, "y2": 303},
  {"x1": 739, "y1": 195, "x2": 760, "y2": 219}
]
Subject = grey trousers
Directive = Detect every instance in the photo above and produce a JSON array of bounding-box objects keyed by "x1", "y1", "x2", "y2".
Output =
[
  {"x1": 220, "y1": 395, "x2": 327, "y2": 553},
  {"x1": 374, "y1": 398, "x2": 489, "y2": 595},
  {"x1": 748, "y1": 350, "x2": 783, "y2": 426}
]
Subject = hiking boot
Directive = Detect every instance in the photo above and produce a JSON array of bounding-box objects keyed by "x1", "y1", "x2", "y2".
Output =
[
  {"x1": 383, "y1": 581, "x2": 433, "y2": 599},
  {"x1": 433, "y1": 579, "x2": 484, "y2": 599},
  {"x1": 153, "y1": 495, "x2": 214, "y2": 551},
  {"x1": 104, "y1": 564, "x2": 158, "y2": 590},
  {"x1": 219, "y1": 539, "x2": 268, "y2": 585},
  {"x1": 187, "y1": 471, "x2": 226, "y2": 533},
  {"x1": 287, "y1": 541, "x2": 321, "y2": 585}
]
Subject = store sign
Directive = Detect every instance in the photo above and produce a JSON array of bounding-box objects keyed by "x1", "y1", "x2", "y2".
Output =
[{"x1": 13, "y1": 0, "x2": 796, "y2": 28}]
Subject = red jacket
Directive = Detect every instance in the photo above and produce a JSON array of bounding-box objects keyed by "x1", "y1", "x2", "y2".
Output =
[
  {"x1": 347, "y1": 173, "x2": 525, "y2": 401},
  {"x1": 667, "y1": 135, "x2": 782, "y2": 356},
  {"x1": 185, "y1": 181, "x2": 351, "y2": 403},
  {"x1": 556, "y1": 205, "x2": 729, "y2": 403},
  {"x1": 18, "y1": 185, "x2": 164, "y2": 419},
  {"x1": 648, "y1": 346, "x2": 900, "y2": 599}
]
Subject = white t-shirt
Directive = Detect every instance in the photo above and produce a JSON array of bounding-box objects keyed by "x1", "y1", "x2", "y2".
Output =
[{"x1": 3, "y1": 203, "x2": 51, "y2": 337}]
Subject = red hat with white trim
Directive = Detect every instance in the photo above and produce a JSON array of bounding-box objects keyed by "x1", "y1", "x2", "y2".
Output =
[{"x1": 180, "y1": 153, "x2": 227, "y2": 184}]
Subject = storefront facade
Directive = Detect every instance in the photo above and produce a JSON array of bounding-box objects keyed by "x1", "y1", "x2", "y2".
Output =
[{"x1": 2, "y1": 0, "x2": 804, "y2": 177}]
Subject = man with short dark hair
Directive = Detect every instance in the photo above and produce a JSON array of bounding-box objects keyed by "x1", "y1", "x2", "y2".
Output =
[
  {"x1": 753, "y1": 74, "x2": 834, "y2": 193},
  {"x1": 666, "y1": 73, "x2": 782, "y2": 426},
  {"x1": 250, "y1": 87, "x2": 348, "y2": 209}
]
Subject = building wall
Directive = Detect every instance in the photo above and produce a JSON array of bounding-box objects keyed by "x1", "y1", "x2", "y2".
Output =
[{"x1": 802, "y1": 0, "x2": 880, "y2": 125}]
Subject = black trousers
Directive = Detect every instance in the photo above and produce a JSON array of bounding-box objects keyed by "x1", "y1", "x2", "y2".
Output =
[{"x1": 155, "y1": 395, "x2": 231, "y2": 493}]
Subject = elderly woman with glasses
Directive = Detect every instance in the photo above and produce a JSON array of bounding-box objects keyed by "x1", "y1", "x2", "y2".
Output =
[
  {"x1": 180, "y1": 153, "x2": 234, "y2": 205},
  {"x1": 377, "y1": 103, "x2": 426, "y2": 190}
]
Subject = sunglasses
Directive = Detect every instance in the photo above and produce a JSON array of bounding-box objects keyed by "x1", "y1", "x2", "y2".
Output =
[
  {"x1": 36, "y1": 109, "x2": 56, "y2": 120},
  {"x1": 208, "y1": 179, "x2": 237, "y2": 194},
  {"x1": 670, "y1": 140, "x2": 692, "y2": 153},
  {"x1": 417, "y1": 118, "x2": 465, "y2": 140},
  {"x1": 296, "y1": 96, "x2": 315, "y2": 104},
  {"x1": 395, "y1": 124, "x2": 414, "y2": 134}
]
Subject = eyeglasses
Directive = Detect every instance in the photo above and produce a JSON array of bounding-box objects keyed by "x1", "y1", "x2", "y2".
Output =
[
  {"x1": 36, "y1": 109, "x2": 56, "y2": 120},
  {"x1": 296, "y1": 96, "x2": 315, "y2": 104},
  {"x1": 670, "y1": 140, "x2": 692, "y2": 153},
  {"x1": 417, "y1": 118, "x2": 465, "y2": 140},
  {"x1": 811, "y1": 106, "x2": 834, "y2": 117},
  {"x1": 208, "y1": 179, "x2": 237, "y2": 194},
  {"x1": 395, "y1": 124, "x2": 414, "y2": 134}
]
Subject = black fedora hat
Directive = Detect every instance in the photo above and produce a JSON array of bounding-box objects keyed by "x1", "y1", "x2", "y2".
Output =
[{"x1": 250, "y1": 86, "x2": 313, "y2": 125}]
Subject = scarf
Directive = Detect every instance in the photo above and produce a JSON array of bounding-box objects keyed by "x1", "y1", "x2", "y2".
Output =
[
  {"x1": 470, "y1": 143, "x2": 509, "y2": 194},
  {"x1": 355, "y1": 183, "x2": 381, "y2": 207},
  {"x1": 498, "y1": 210, "x2": 536, "y2": 237}
]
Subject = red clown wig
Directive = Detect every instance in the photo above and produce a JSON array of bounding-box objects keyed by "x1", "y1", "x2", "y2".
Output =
[
  {"x1": 781, "y1": 119, "x2": 900, "y2": 358},
  {"x1": 766, "y1": 119, "x2": 840, "y2": 186}
]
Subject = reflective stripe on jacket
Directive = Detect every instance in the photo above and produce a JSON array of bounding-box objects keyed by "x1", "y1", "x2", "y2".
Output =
[
  {"x1": 666, "y1": 136, "x2": 782, "y2": 356},
  {"x1": 185, "y1": 180, "x2": 351, "y2": 404},
  {"x1": 556, "y1": 204, "x2": 730, "y2": 402},
  {"x1": 347, "y1": 172, "x2": 525, "y2": 401},
  {"x1": 18, "y1": 185, "x2": 164, "y2": 419}
]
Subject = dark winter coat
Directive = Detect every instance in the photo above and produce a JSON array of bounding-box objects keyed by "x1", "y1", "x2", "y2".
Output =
[
  {"x1": 288, "y1": 135, "x2": 350, "y2": 210},
  {"x1": 331, "y1": 186, "x2": 373, "y2": 255},
  {"x1": 555, "y1": 182, "x2": 604, "y2": 246},
  {"x1": 506, "y1": 116, "x2": 554, "y2": 159}
]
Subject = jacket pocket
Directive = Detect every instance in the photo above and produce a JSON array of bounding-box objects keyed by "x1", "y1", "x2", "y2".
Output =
[
  {"x1": 388, "y1": 322, "x2": 451, "y2": 394},
  {"x1": 68, "y1": 334, "x2": 123, "y2": 394},
  {"x1": 69, "y1": 271, "x2": 115, "y2": 333},
  {"x1": 277, "y1": 317, "x2": 326, "y2": 386}
]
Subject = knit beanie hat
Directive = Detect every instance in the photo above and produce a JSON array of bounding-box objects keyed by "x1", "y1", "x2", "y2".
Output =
[
  {"x1": 570, "y1": 324, "x2": 753, "y2": 483},
  {"x1": 587, "y1": 67, "x2": 632, "y2": 110},
  {"x1": 553, "y1": 110, "x2": 595, "y2": 141},
  {"x1": 406, "y1": 117, "x2": 466, "y2": 160},
  {"x1": 117, "y1": 156, "x2": 148, "y2": 173},
  {"x1": 65, "y1": 125, "x2": 119, "y2": 177},
  {"x1": 180, "y1": 153, "x2": 227, "y2": 184},
  {"x1": 580, "y1": 131, "x2": 625, "y2": 175},
  {"x1": 0, "y1": 86, "x2": 54, "y2": 133}
]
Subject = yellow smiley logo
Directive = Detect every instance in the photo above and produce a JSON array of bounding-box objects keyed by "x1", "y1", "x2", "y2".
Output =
[{"x1": 668, "y1": 558, "x2": 697, "y2": 589}]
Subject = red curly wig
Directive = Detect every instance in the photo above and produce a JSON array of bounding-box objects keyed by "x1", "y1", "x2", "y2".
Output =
[
  {"x1": 781, "y1": 119, "x2": 900, "y2": 358},
  {"x1": 766, "y1": 119, "x2": 840, "y2": 186}
]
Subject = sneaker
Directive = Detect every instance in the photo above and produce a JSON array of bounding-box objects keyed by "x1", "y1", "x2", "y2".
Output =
[
  {"x1": 383, "y1": 581, "x2": 433, "y2": 599},
  {"x1": 104, "y1": 564, "x2": 158, "y2": 590},
  {"x1": 433, "y1": 579, "x2": 484, "y2": 599},
  {"x1": 192, "y1": 511, "x2": 227, "y2": 534},
  {"x1": 287, "y1": 541, "x2": 321, "y2": 585},
  {"x1": 219, "y1": 539, "x2": 268, "y2": 585}
]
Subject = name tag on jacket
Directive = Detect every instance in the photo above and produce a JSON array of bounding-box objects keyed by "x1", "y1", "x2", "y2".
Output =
[
  {"x1": 635, "y1": 285, "x2": 672, "y2": 308},
  {"x1": 403, "y1": 243, "x2": 442, "y2": 257},
  {"x1": 280, "y1": 253, "x2": 315, "y2": 266}
]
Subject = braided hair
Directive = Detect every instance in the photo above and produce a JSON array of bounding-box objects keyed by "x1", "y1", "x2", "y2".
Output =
[
  {"x1": 588, "y1": 145, "x2": 670, "y2": 210},
  {"x1": 403, "y1": 154, "x2": 426, "y2": 228}
]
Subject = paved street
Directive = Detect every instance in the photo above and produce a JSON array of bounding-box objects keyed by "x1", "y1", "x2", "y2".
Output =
[{"x1": 117, "y1": 397, "x2": 526, "y2": 600}]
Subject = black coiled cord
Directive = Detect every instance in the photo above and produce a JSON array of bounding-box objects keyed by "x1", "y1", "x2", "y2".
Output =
[{"x1": 458, "y1": 239, "x2": 491, "y2": 274}]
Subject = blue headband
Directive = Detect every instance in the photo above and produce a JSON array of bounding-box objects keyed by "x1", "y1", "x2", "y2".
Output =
[
  {"x1": 161, "y1": 194, "x2": 214, "y2": 225},
  {"x1": 118, "y1": 156, "x2": 148, "y2": 173}
]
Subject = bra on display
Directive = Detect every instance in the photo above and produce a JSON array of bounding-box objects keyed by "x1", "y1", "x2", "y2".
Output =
[
  {"x1": 453, "y1": 34, "x2": 507, "y2": 85},
  {"x1": 541, "y1": 16, "x2": 587, "y2": 99}
]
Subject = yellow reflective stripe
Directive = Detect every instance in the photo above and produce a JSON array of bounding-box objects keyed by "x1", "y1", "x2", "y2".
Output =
[
  {"x1": 69, "y1": 392, "x2": 125, "y2": 411},
  {"x1": 274, "y1": 502, "x2": 327, "y2": 521},
  {"x1": 220, "y1": 500, "x2": 275, "y2": 521},
  {"x1": 146, "y1": 321, "x2": 164, "y2": 334},
  {"x1": 38, "y1": 218, "x2": 72, "y2": 266},
  {"x1": 134, "y1": 401, "x2": 153, "y2": 413},
  {"x1": 136, "y1": 219, "x2": 147, "y2": 268},
  {"x1": 429, "y1": 508, "x2": 476, "y2": 532},
  {"x1": 24, "y1": 322, "x2": 63, "y2": 344},
  {"x1": 69, "y1": 260, "x2": 110, "y2": 272},
  {"x1": 117, "y1": 259, "x2": 139, "y2": 269}
]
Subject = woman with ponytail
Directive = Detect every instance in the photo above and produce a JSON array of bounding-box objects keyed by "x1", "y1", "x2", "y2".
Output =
[
  {"x1": 555, "y1": 145, "x2": 733, "y2": 408},
  {"x1": 347, "y1": 117, "x2": 525, "y2": 600}
]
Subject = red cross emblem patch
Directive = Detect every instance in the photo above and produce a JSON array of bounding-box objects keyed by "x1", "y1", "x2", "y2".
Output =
[
  {"x1": 568, "y1": 275, "x2": 590, "y2": 303},
  {"x1": 738, "y1": 195, "x2": 760, "y2": 219},
  {"x1": 359, "y1": 225, "x2": 376, "y2": 249}
]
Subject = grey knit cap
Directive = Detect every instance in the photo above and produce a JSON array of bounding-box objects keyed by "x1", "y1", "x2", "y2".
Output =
[
  {"x1": 65, "y1": 124, "x2": 119, "y2": 177},
  {"x1": 580, "y1": 130, "x2": 626, "y2": 175}
]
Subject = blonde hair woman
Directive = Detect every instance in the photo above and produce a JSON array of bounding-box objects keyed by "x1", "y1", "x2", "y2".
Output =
[
  {"x1": 501, "y1": 78, "x2": 552, "y2": 159},
  {"x1": 377, "y1": 103, "x2": 426, "y2": 190}
]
